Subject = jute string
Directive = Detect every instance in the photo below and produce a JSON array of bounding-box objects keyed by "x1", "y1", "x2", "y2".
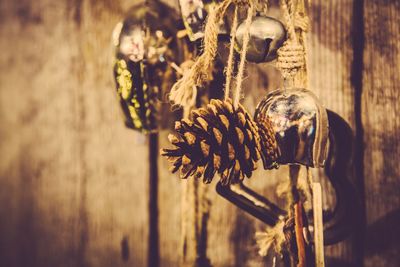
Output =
[
  {"x1": 171, "y1": 0, "x2": 257, "y2": 110},
  {"x1": 276, "y1": 0, "x2": 309, "y2": 88},
  {"x1": 232, "y1": 2, "x2": 255, "y2": 108}
]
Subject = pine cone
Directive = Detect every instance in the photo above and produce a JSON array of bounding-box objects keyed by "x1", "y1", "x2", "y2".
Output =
[
  {"x1": 161, "y1": 98, "x2": 280, "y2": 185},
  {"x1": 256, "y1": 112, "x2": 281, "y2": 169}
]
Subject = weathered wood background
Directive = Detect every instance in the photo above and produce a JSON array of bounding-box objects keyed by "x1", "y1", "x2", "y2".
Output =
[{"x1": 0, "y1": 0, "x2": 399, "y2": 266}]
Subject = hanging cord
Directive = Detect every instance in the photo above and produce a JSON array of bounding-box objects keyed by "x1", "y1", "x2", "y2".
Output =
[
  {"x1": 224, "y1": 5, "x2": 239, "y2": 100},
  {"x1": 169, "y1": 0, "x2": 232, "y2": 107},
  {"x1": 233, "y1": 2, "x2": 255, "y2": 108},
  {"x1": 276, "y1": 0, "x2": 309, "y2": 87},
  {"x1": 256, "y1": 0, "x2": 269, "y2": 16},
  {"x1": 170, "y1": 61, "x2": 198, "y2": 113},
  {"x1": 171, "y1": 0, "x2": 257, "y2": 109},
  {"x1": 221, "y1": 0, "x2": 256, "y2": 109},
  {"x1": 174, "y1": 50, "x2": 210, "y2": 267},
  {"x1": 256, "y1": 0, "x2": 311, "y2": 259}
]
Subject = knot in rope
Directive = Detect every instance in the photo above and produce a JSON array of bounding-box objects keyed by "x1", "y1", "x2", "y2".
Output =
[
  {"x1": 169, "y1": 60, "x2": 198, "y2": 109},
  {"x1": 294, "y1": 13, "x2": 309, "y2": 32},
  {"x1": 276, "y1": 43, "x2": 305, "y2": 79}
]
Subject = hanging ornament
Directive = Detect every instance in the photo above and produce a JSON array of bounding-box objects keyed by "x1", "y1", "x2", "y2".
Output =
[
  {"x1": 254, "y1": 88, "x2": 329, "y2": 167},
  {"x1": 161, "y1": 98, "x2": 280, "y2": 185},
  {"x1": 113, "y1": 2, "x2": 177, "y2": 133},
  {"x1": 236, "y1": 16, "x2": 287, "y2": 63}
]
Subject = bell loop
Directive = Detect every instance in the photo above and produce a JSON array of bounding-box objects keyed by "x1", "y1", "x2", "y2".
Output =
[{"x1": 276, "y1": 43, "x2": 305, "y2": 79}]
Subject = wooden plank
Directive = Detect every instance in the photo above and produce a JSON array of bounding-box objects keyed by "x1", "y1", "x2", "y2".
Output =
[
  {"x1": 0, "y1": 0, "x2": 150, "y2": 267},
  {"x1": 67, "y1": 1, "x2": 150, "y2": 266},
  {"x1": 308, "y1": 0, "x2": 358, "y2": 265},
  {"x1": 362, "y1": 1, "x2": 400, "y2": 266},
  {"x1": 0, "y1": 1, "x2": 85, "y2": 266}
]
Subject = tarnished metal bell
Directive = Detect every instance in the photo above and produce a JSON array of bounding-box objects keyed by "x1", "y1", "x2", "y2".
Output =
[
  {"x1": 236, "y1": 16, "x2": 286, "y2": 63},
  {"x1": 112, "y1": 2, "x2": 177, "y2": 132},
  {"x1": 254, "y1": 88, "x2": 329, "y2": 167}
]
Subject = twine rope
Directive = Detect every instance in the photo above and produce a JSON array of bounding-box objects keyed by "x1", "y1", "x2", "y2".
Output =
[
  {"x1": 224, "y1": 5, "x2": 239, "y2": 100},
  {"x1": 276, "y1": 0, "x2": 309, "y2": 85},
  {"x1": 170, "y1": 61, "x2": 198, "y2": 110},
  {"x1": 256, "y1": 0, "x2": 269, "y2": 16},
  {"x1": 257, "y1": 0, "x2": 311, "y2": 258},
  {"x1": 169, "y1": 0, "x2": 232, "y2": 107},
  {"x1": 171, "y1": 0, "x2": 258, "y2": 110},
  {"x1": 233, "y1": 2, "x2": 255, "y2": 108}
]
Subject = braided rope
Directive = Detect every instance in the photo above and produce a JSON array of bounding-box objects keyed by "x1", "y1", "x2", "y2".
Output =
[
  {"x1": 256, "y1": 0, "x2": 269, "y2": 16},
  {"x1": 169, "y1": 60, "x2": 197, "y2": 110},
  {"x1": 277, "y1": 0, "x2": 309, "y2": 85}
]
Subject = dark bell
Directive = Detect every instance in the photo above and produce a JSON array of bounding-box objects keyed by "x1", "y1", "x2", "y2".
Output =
[
  {"x1": 236, "y1": 16, "x2": 286, "y2": 63},
  {"x1": 112, "y1": 2, "x2": 176, "y2": 65},
  {"x1": 254, "y1": 88, "x2": 329, "y2": 167},
  {"x1": 112, "y1": 2, "x2": 177, "y2": 132}
]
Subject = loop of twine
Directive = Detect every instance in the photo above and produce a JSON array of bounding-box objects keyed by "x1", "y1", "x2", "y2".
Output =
[
  {"x1": 276, "y1": 43, "x2": 305, "y2": 79},
  {"x1": 169, "y1": 0, "x2": 232, "y2": 108},
  {"x1": 169, "y1": 60, "x2": 198, "y2": 111},
  {"x1": 256, "y1": 0, "x2": 269, "y2": 16},
  {"x1": 277, "y1": 0, "x2": 309, "y2": 84}
]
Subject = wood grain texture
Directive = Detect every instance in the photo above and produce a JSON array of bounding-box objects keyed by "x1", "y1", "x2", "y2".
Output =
[
  {"x1": 0, "y1": 0, "x2": 399, "y2": 267},
  {"x1": 0, "y1": 1, "x2": 150, "y2": 267},
  {"x1": 308, "y1": 1, "x2": 357, "y2": 266},
  {"x1": 362, "y1": 1, "x2": 400, "y2": 266}
]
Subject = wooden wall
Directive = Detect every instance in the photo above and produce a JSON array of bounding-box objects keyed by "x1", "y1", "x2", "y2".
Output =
[{"x1": 0, "y1": 0, "x2": 398, "y2": 266}]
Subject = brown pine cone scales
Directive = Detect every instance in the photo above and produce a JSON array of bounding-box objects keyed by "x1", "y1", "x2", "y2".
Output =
[
  {"x1": 257, "y1": 113, "x2": 281, "y2": 169},
  {"x1": 161, "y1": 99, "x2": 280, "y2": 185}
]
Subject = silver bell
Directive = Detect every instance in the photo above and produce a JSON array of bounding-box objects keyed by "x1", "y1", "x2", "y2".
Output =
[
  {"x1": 254, "y1": 88, "x2": 329, "y2": 167},
  {"x1": 236, "y1": 16, "x2": 286, "y2": 63}
]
